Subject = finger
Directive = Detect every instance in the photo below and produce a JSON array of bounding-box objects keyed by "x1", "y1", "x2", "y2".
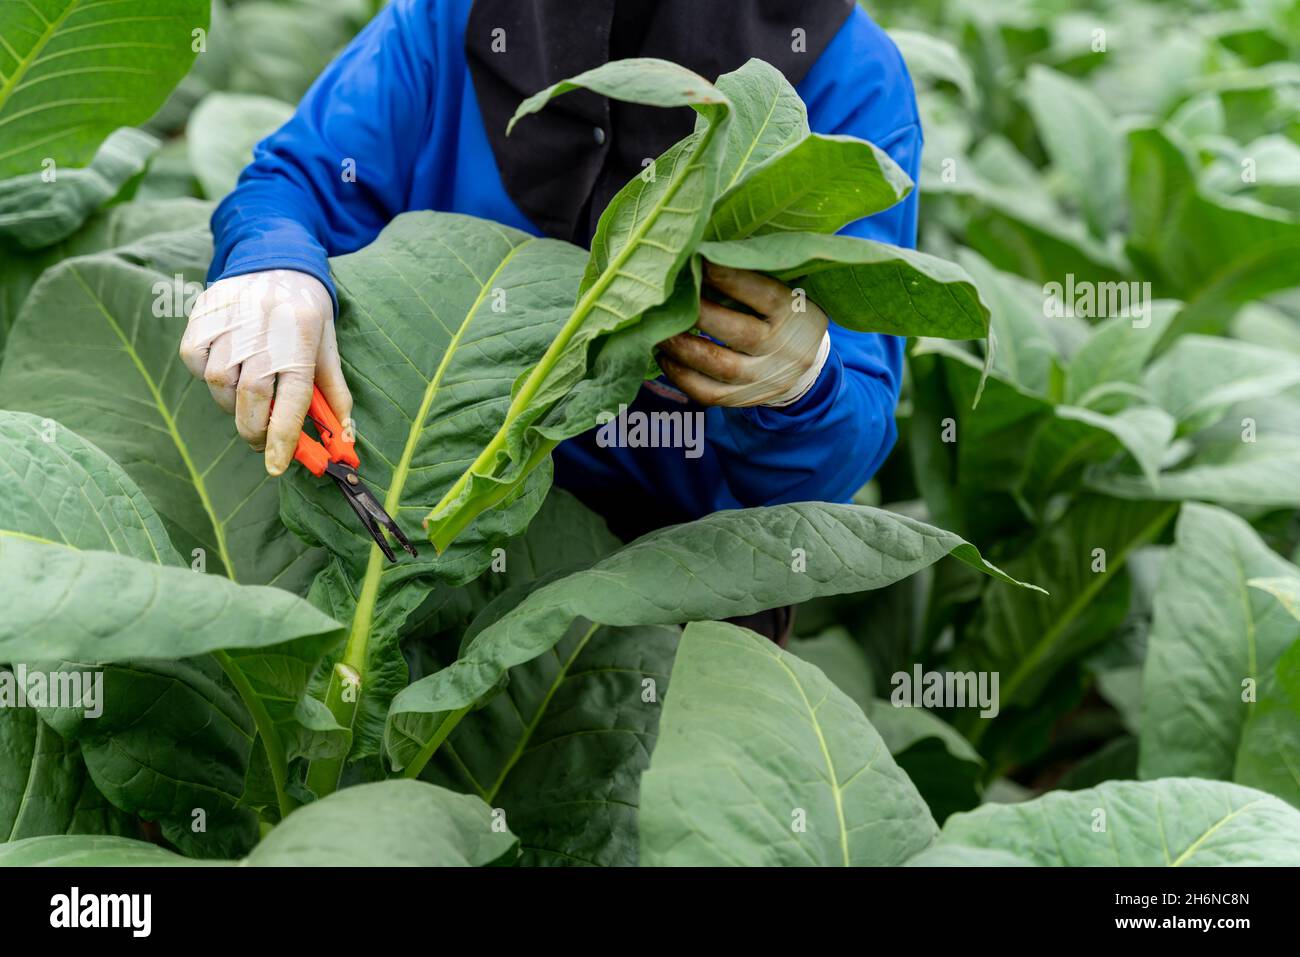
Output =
[
  {"x1": 203, "y1": 332, "x2": 239, "y2": 414},
  {"x1": 314, "y1": 320, "x2": 354, "y2": 440},
  {"x1": 696, "y1": 299, "x2": 768, "y2": 354},
  {"x1": 265, "y1": 369, "x2": 314, "y2": 476},
  {"x1": 657, "y1": 332, "x2": 752, "y2": 384},
  {"x1": 180, "y1": 286, "x2": 236, "y2": 379},
  {"x1": 657, "y1": 354, "x2": 733, "y2": 406},
  {"x1": 704, "y1": 261, "x2": 790, "y2": 315},
  {"x1": 235, "y1": 349, "x2": 275, "y2": 451}
]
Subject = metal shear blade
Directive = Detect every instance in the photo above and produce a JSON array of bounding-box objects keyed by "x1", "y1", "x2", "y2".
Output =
[{"x1": 325, "y1": 461, "x2": 418, "y2": 563}]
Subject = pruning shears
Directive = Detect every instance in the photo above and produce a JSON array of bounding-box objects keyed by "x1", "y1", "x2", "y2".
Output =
[{"x1": 292, "y1": 384, "x2": 417, "y2": 563}]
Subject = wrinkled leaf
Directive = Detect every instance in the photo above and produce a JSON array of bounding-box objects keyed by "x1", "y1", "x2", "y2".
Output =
[
  {"x1": 931, "y1": 779, "x2": 1300, "y2": 865},
  {"x1": 1140, "y1": 504, "x2": 1300, "y2": 784},
  {"x1": 0, "y1": 230, "x2": 324, "y2": 589},
  {"x1": 0, "y1": 128, "x2": 159, "y2": 251},
  {"x1": 389, "y1": 502, "x2": 1040, "y2": 769}
]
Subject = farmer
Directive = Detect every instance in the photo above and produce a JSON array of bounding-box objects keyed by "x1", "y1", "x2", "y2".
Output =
[{"x1": 180, "y1": 0, "x2": 921, "y2": 631}]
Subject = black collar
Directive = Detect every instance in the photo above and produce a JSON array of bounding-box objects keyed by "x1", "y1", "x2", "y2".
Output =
[{"x1": 466, "y1": 0, "x2": 854, "y2": 245}]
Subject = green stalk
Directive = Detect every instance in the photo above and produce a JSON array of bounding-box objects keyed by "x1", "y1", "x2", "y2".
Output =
[
  {"x1": 427, "y1": 113, "x2": 724, "y2": 545},
  {"x1": 304, "y1": 662, "x2": 362, "y2": 798},
  {"x1": 213, "y1": 650, "x2": 296, "y2": 821},
  {"x1": 401, "y1": 705, "x2": 473, "y2": 781},
  {"x1": 428, "y1": 439, "x2": 558, "y2": 553}
]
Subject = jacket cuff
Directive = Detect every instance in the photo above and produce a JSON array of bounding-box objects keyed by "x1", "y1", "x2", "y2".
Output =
[{"x1": 729, "y1": 342, "x2": 844, "y2": 432}]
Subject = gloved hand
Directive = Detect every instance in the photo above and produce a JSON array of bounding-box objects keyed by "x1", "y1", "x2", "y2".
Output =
[
  {"x1": 657, "y1": 262, "x2": 830, "y2": 408},
  {"x1": 179, "y1": 270, "x2": 353, "y2": 476}
]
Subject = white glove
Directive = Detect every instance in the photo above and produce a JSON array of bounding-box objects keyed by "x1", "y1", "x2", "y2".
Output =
[
  {"x1": 657, "y1": 262, "x2": 831, "y2": 408},
  {"x1": 179, "y1": 269, "x2": 353, "y2": 475}
]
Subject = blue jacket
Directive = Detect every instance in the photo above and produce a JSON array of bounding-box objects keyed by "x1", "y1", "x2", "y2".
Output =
[{"x1": 209, "y1": 0, "x2": 921, "y2": 539}]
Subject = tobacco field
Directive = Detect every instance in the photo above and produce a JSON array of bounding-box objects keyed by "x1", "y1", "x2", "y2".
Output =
[{"x1": 1, "y1": 0, "x2": 1299, "y2": 867}]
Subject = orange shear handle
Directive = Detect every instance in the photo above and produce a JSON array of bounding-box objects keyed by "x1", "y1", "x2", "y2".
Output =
[{"x1": 293, "y1": 385, "x2": 359, "y2": 476}]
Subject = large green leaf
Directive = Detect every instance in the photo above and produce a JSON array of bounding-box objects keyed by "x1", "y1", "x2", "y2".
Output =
[
  {"x1": 35, "y1": 655, "x2": 260, "y2": 858},
  {"x1": 789, "y1": 629, "x2": 985, "y2": 821},
  {"x1": 1127, "y1": 126, "x2": 1300, "y2": 308},
  {"x1": 1143, "y1": 334, "x2": 1300, "y2": 430},
  {"x1": 225, "y1": 0, "x2": 377, "y2": 104},
  {"x1": 0, "y1": 413, "x2": 340, "y2": 837},
  {"x1": 704, "y1": 59, "x2": 912, "y2": 239},
  {"x1": 706, "y1": 137, "x2": 911, "y2": 240},
  {"x1": 0, "y1": 196, "x2": 213, "y2": 350},
  {"x1": 1023, "y1": 65, "x2": 1124, "y2": 237},
  {"x1": 0, "y1": 128, "x2": 159, "y2": 251},
  {"x1": 388, "y1": 502, "x2": 1040, "y2": 771},
  {"x1": 0, "y1": 229, "x2": 323, "y2": 589},
  {"x1": 708, "y1": 57, "x2": 807, "y2": 190},
  {"x1": 1063, "y1": 306, "x2": 1177, "y2": 409},
  {"x1": 0, "y1": 409, "x2": 177, "y2": 562},
  {"x1": 0, "y1": 410, "x2": 333, "y2": 845},
  {"x1": 639, "y1": 621, "x2": 938, "y2": 866},
  {"x1": 0, "y1": 835, "x2": 208, "y2": 866},
  {"x1": 186, "y1": 92, "x2": 293, "y2": 199},
  {"x1": 0, "y1": 536, "x2": 341, "y2": 664},
  {"x1": 697, "y1": 233, "x2": 990, "y2": 341},
  {"x1": 0, "y1": 706, "x2": 133, "y2": 842},
  {"x1": 1139, "y1": 504, "x2": 1300, "y2": 784},
  {"x1": 927, "y1": 779, "x2": 1300, "y2": 865},
  {"x1": 420, "y1": 622, "x2": 678, "y2": 867},
  {"x1": 1094, "y1": 433, "x2": 1300, "y2": 508},
  {"x1": 0, "y1": 0, "x2": 209, "y2": 178},
  {"x1": 954, "y1": 248, "x2": 1064, "y2": 398},
  {"x1": 245, "y1": 780, "x2": 517, "y2": 866},
  {"x1": 0, "y1": 780, "x2": 518, "y2": 866}
]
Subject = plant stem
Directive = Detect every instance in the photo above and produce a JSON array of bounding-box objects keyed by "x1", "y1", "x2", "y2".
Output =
[
  {"x1": 304, "y1": 662, "x2": 361, "y2": 798},
  {"x1": 401, "y1": 705, "x2": 473, "y2": 780},
  {"x1": 428, "y1": 439, "x2": 559, "y2": 553},
  {"x1": 213, "y1": 650, "x2": 296, "y2": 821},
  {"x1": 427, "y1": 114, "x2": 723, "y2": 540}
]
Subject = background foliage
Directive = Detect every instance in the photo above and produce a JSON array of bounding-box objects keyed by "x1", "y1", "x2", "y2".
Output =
[{"x1": 1, "y1": 0, "x2": 1299, "y2": 866}]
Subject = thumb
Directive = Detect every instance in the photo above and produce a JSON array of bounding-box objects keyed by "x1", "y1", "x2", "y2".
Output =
[
  {"x1": 315, "y1": 319, "x2": 354, "y2": 441},
  {"x1": 265, "y1": 368, "x2": 314, "y2": 476}
]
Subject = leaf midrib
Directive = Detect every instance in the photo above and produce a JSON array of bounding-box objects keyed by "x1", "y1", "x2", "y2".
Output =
[
  {"x1": 768, "y1": 649, "x2": 852, "y2": 866},
  {"x1": 720, "y1": 84, "x2": 783, "y2": 194},
  {"x1": 339, "y1": 238, "x2": 530, "y2": 672},
  {"x1": 0, "y1": 0, "x2": 82, "y2": 115},
  {"x1": 1170, "y1": 799, "x2": 1265, "y2": 866},
  {"x1": 68, "y1": 263, "x2": 235, "y2": 579},
  {"x1": 998, "y1": 502, "x2": 1178, "y2": 709},
  {"x1": 484, "y1": 621, "x2": 601, "y2": 803}
]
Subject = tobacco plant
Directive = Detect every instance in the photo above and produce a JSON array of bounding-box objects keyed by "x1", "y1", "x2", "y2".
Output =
[{"x1": 2, "y1": 0, "x2": 1300, "y2": 867}]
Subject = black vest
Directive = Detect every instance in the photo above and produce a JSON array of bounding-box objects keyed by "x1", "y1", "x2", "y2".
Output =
[{"x1": 465, "y1": 0, "x2": 854, "y2": 246}]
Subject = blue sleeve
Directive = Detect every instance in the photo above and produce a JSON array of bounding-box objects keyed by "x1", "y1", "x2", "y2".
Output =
[
  {"x1": 703, "y1": 10, "x2": 921, "y2": 507},
  {"x1": 206, "y1": 0, "x2": 437, "y2": 310}
]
